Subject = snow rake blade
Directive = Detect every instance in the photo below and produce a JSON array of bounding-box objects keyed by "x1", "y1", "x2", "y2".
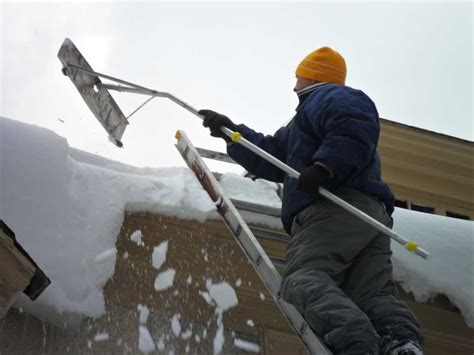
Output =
[{"x1": 57, "y1": 38, "x2": 128, "y2": 147}]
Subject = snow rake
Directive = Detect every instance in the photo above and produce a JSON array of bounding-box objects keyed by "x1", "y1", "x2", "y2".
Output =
[{"x1": 57, "y1": 38, "x2": 429, "y2": 260}]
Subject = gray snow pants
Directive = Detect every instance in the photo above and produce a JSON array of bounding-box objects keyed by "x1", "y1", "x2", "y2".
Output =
[{"x1": 280, "y1": 188, "x2": 423, "y2": 355}]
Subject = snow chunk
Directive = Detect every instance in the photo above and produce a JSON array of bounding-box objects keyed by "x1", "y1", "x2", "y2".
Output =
[
  {"x1": 234, "y1": 338, "x2": 260, "y2": 353},
  {"x1": 246, "y1": 319, "x2": 255, "y2": 327},
  {"x1": 181, "y1": 328, "x2": 193, "y2": 340},
  {"x1": 207, "y1": 282, "x2": 238, "y2": 311},
  {"x1": 138, "y1": 325, "x2": 155, "y2": 353},
  {"x1": 94, "y1": 332, "x2": 109, "y2": 342},
  {"x1": 213, "y1": 325, "x2": 224, "y2": 355},
  {"x1": 152, "y1": 240, "x2": 168, "y2": 269},
  {"x1": 137, "y1": 304, "x2": 150, "y2": 324},
  {"x1": 131, "y1": 230, "x2": 144, "y2": 246},
  {"x1": 171, "y1": 314, "x2": 181, "y2": 337},
  {"x1": 156, "y1": 337, "x2": 165, "y2": 351},
  {"x1": 259, "y1": 292, "x2": 266, "y2": 301},
  {"x1": 204, "y1": 281, "x2": 239, "y2": 354},
  {"x1": 154, "y1": 269, "x2": 176, "y2": 291},
  {"x1": 199, "y1": 291, "x2": 214, "y2": 306}
]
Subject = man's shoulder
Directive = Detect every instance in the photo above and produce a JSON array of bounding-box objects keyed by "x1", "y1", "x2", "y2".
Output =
[
  {"x1": 304, "y1": 84, "x2": 378, "y2": 118},
  {"x1": 316, "y1": 83, "x2": 370, "y2": 99}
]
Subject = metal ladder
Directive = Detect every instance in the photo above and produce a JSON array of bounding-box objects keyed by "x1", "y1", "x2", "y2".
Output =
[{"x1": 175, "y1": 130, "x2": 332, "y2": 355}]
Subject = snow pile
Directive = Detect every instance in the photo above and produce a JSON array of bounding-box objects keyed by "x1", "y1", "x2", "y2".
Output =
[{"x1": 1, "y1": 117, "x2": 473, "y2": 329}]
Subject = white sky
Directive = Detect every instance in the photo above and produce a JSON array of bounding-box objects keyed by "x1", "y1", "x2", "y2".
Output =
[{"x1": 1, "y1": 1, "x2": 472, "y2": 173}]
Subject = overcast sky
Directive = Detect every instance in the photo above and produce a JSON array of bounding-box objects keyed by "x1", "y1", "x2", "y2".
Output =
[{"x1": 1, "y1": 1, "x2": 472, "y2": 173}]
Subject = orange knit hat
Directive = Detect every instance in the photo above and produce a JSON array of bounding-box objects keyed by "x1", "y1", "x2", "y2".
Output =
[{"x1": 295, "y1": 47, "x2": 346, "y2": 85}]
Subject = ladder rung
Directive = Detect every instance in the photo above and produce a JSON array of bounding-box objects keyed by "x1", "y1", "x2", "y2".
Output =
[
  {"x1": 196, "y1": 147, "x2": 238, "y2": 164},
  {"x1": 231, "y1": 198, "x2": 281, "y2": 218},
  {"x1": 250, "y1": 226, "x2": 290, "y2": 244},
  {"x1": 269, "y1": 256, "x2": 286, "y2": 269}
]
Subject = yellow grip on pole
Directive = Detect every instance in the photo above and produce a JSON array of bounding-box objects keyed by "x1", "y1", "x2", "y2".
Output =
[
  {"x1": 231, "y1": 131, "x2": 242, "y2": 142},
  {"x1": 405, "y1": 241, "x2": 418, "y2": 252},
  {"x1": 175, "y1": 131, "x2": 181, "y2": 140}
]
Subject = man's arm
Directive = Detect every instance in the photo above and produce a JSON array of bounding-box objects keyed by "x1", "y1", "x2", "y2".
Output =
[
  {"x1": 309, "y1": 91, "x2": 380, "y2": 184},
  {"x1": 199, "y1": 109, "x2": 289, "y2": 182},
  {"x1": 227, "y1": 124, "x2": 288, "y2": 183}
]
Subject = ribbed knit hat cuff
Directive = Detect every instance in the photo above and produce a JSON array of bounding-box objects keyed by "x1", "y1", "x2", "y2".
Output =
[{"x1": 296, "y1": 63, "x2": 345, "y2": 85}]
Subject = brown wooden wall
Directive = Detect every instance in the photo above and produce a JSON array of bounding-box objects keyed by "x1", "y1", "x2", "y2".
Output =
[{"x1": 379, "y1": 120, "x2": 473, "y2": 219}]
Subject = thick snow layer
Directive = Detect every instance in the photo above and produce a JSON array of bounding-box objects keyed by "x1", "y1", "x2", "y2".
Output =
[
  {"x1": 1, "y1": 117, "x2": 473, "y2": 329},
  {"x1": 219, "y1": 174, "x2": 281, "y2": 208},
  {"x1": 0, "y1": 117, "x2": 216, "y2": 323},
  {"x1": 391, "y1": 208, "x2": 474, "y2": 326}
]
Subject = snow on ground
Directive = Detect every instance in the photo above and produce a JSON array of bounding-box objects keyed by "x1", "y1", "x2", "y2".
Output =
[{"x1": 1, "y1": 117, "x2": 473, "y2": 329}]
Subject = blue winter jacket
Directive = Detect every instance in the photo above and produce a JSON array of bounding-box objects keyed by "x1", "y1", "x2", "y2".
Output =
[{"x1": 227, "y1": 83, "x2": 395, "y2": 233}]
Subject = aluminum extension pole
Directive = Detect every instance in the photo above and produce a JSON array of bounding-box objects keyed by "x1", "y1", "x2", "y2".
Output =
[
  {"x1": 216, "y1": 127, "x2": 429, "y2": 259},
  {"x1": 71, "y1": 65, "x2": 429, "y2": 259}
]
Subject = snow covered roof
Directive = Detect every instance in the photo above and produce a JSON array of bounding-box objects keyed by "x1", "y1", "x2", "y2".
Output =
[{"x1": 1, "y1": 116, "x2": 473, "y2": 329}]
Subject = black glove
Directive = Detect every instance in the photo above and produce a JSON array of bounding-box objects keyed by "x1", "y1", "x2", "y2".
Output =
[
  {"x1": 199, "y1": 109, "x2": 237, "y2": 143},
  {"x1": 296, "y1": 164, "x2": 332, "y2": 194}
]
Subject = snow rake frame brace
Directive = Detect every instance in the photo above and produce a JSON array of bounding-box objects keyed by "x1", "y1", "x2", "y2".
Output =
[
  {"x1": 58, "y1": 38, "x2": 429, "y2": 259},
  {"x1": 175, "y1": 130, "x2": 332, "y2": 355}
]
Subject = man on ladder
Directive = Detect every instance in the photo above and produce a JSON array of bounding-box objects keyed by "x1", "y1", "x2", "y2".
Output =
[{"x1": 199, "y1": 47, "x2": 424, "y2": 355}]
